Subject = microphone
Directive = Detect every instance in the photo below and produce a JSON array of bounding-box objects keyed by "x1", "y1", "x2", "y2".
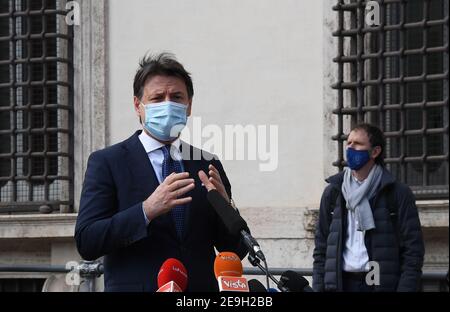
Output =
[
  {"x1": 214, "y1": 252, "x2": 249, "y2": 292},
  {"x1": 207, "y1": 190, "x2": 266, "y2": 261},
  {"x1": 156, "y1": 258, "x2": 188, "y2": 292},
  {"x1": 278, "y1": 270, "x2": 313, "y2": 292},
  {"x1": 214, "y1": 251, "x2": 243, "y2": 278},
  {"x1": 248, "y1": 279, "x2": 267, "y2": 292}
]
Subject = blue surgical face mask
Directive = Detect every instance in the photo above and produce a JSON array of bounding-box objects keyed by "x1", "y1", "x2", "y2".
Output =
[
  {"x1": 141, "y1": 101, "x2": 188, "y2": 142},
  {"x1": 346, "y1": 147, "x2": 371, "y2": 170}
]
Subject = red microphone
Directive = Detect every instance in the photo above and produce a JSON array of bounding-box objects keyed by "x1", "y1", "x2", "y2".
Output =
[
  {"x1": 156, "y1": 258, "x2": 188, "y2": 292},
  {"x1": 214, "y1": 252, "x2": 249, "y2": 292}
]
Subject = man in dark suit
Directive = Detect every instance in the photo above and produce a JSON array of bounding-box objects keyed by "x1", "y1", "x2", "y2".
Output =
[{"x1": 75, "y1": 53, "x2": 248, "y2": 292}]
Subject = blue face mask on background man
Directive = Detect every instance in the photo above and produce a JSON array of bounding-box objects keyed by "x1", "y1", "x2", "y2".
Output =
[
  {"x1": 346, "y1": 147, "x2": 371, "y2": 171},
  {"x1": 141, "y1": 101, "x2": 188, "y2": 142}
]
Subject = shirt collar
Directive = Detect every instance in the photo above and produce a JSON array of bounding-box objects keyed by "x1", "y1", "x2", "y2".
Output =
[
  {"x1": 138, "y1": 130, "x2": 181, "y2": 154},
  {"x1": 353, "y1": 176, "x2": 364, "y2": 185}
]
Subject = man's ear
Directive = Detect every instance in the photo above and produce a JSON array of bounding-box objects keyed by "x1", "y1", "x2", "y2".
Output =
[
  {"x1": 186, "y1": 98, "x2": 193, "y2": 117},
  {"x1": 134, "y1": 96, "x2": 142, "y2": 118},
  {"x1": 371, "y1": 146, "x2": 382, "y2": 160}
]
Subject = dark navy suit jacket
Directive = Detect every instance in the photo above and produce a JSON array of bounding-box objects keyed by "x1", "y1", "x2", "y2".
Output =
[{"x1": 75, "y1": 131, "x2": 248, "y2": 292}]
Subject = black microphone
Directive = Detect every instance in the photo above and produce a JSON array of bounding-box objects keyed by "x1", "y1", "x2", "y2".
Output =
[
  {"x1": 248, "y1": 279, "x2": 267, "y2": 292},
  {"x1": 206, "y1": 190, "x2": 266, "y2": 261},
  {"x1": 278, "y1": 271, "x2": 314, "y2": 292}
]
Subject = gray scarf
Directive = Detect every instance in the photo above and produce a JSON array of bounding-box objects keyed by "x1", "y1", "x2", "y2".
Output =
[{"x1": 341, "y1": 165, "x2": 383, "y2": 231}]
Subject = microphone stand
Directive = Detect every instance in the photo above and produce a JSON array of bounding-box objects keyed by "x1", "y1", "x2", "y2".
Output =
[{"x1": 247, "y1": 252, "x2": 289, "y2": 292}]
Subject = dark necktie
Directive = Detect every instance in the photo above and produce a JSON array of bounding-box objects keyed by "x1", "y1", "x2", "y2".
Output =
[{"x1": 161, "y1": 145, "x2": 186, "y2": 239}]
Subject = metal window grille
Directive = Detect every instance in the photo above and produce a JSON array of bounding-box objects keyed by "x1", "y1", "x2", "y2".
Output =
[
  {"x1": 332, "y1": 0, "x2": 449, "y2": 199},
  {"x1": 0, "y1": 0, "x2": 73, "y2": 213}
]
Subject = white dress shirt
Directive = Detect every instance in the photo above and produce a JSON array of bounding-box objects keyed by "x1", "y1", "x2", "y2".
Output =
[
  {"x1": 138, "y1": 131, "x2": 184, "y2": 225},
  {"x1": 342, "y1": 177, "x2": 370, "y2": 272},
  {"x1": 138, "y1": 131, "x2": 184, "y2": 183}
]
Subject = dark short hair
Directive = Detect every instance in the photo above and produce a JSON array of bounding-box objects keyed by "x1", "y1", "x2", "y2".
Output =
[
  {"x1": 133, "y1": 52, "x2": 194, "y2": 100},
  {"x1": 351, "y1": 123, "x2": 386, "y2": 166}
]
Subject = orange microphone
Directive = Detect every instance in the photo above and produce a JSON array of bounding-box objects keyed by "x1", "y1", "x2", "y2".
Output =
[{"x1": 214, "y1": 252, "x2": 249, "y2": 292}]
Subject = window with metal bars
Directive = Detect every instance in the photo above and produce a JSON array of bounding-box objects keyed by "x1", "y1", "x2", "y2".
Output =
[
  {"x1": 332, "y1": 0, "x2": 449, "y2": 199},
  {"x1": 0, "y1": 0, "x2": 73, "y2": 213}
]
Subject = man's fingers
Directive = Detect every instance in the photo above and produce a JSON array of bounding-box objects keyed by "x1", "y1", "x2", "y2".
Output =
[
  {"x1": 168, "y1": 178, "x2": 195, "y2": 191},
  {"x1": 198, "y1": 170, "x2": 216, "y2": 191},
  {"x1": 209, "y1": 177, "x2": 230, "y2": 201},
  {"x1": 209, "y1": 177, "x2": 224, "y2": 190},
  {"x1": 173, "y1": 183, "x2": 195, "y2": 198},
  {"x1": 172, "y1": 197, "x2": 192, "y2": 206},
  {"x1": 209, "y1": 164, "x2": 220, "y2": 177},
  {"x1": 198, "y1": 170, "x2": 209, "y2": 185},
  {"x1": 162, "y1": 172, "x2": 175, "y2": 184},
  {"x1": 208, "y1": 169, "x2": 222, "y2": 183},
  {"x1": 164, "y1": 172, "x2": 190, "y2": 184}
]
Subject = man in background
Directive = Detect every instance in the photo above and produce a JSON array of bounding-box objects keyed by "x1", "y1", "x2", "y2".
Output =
[{"x1": 313, "y1": 123, "x2": 424, "y2": 292}]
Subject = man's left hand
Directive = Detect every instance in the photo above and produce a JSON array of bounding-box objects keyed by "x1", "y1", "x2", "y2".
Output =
[{"x1": 198, "y1": 165, "x2": 230, "y2": 203}]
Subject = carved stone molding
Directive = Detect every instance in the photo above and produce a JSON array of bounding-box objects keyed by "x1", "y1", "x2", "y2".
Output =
[
  {"x1": 73, "y1": 0, "x2": 108, "y2": 212},
  {"x1": 0, "y1": 214, "x2": 77, "y2": 239}
]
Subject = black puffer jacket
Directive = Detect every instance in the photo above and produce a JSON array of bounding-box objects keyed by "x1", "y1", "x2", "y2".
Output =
[{"x1": 312, "y1": 168, "x2": 425, "y2": 292}]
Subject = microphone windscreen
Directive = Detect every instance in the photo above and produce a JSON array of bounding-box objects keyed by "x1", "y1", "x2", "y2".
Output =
[
  {"x1": 248, "y1": 279, "x2": 267, "y2": 292},
  {"x1": 157, "y1": 258, "x2": 188, "y2": 291},
  {"x1": 280, "y1": 270, "x2": 310, "y2": 292},
  {"x1": 214, "y1": 252, "x2": 243, "y2": 279},
  {"x1": 207, "y1": 190, "x2": 248, "y2": 235}
]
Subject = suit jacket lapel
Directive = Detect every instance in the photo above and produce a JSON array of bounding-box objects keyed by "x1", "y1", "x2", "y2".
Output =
[{"x1": 124, "y1": 131, "x2": 159, "y2": 195}]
